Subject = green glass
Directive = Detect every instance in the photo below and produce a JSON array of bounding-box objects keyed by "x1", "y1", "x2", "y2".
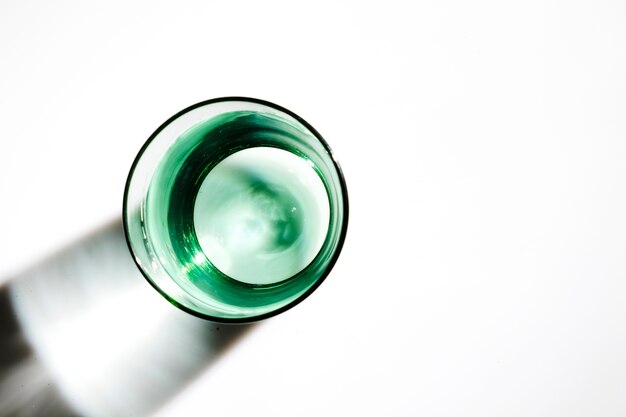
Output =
[{"x1": 123, "y1": 97, "x2": 349, "y2": 322}]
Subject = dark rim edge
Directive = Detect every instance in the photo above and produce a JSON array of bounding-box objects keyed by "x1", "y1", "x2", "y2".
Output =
[{"x1": 122, "y1": 96, "x2": 350, "y2": 324}]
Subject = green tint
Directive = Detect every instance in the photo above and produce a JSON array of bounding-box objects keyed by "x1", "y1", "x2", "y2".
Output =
[
  {"x1": 124, "y1": 98, "x2": 348, "y2": 322},
  {"x1": 193, "y1": 147, "x2": 330, "y2": 286}
]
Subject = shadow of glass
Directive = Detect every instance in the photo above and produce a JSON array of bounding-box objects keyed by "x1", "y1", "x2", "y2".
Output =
[{"x1": 0, "y1": 219, "x2": 256, "y2": 417}]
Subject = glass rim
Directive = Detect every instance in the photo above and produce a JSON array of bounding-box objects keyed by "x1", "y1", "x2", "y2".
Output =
[{"x1": 122, "y1": 96, "x2": 350, "y2": 323}]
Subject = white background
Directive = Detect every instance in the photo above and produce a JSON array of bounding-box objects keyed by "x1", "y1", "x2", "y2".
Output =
[{"x1": 1, "y1": 0, "x2": 626, "y2": 416}]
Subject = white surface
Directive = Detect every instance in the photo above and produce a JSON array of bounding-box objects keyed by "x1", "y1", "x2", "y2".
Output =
[{"x1": 1, "y1": 0, "x2": 625, "y2": 416}]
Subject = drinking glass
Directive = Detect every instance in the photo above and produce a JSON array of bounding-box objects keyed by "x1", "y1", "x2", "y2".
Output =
[{"x1": 123, "y1": 97, "x2": 349, "y2": 322}]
